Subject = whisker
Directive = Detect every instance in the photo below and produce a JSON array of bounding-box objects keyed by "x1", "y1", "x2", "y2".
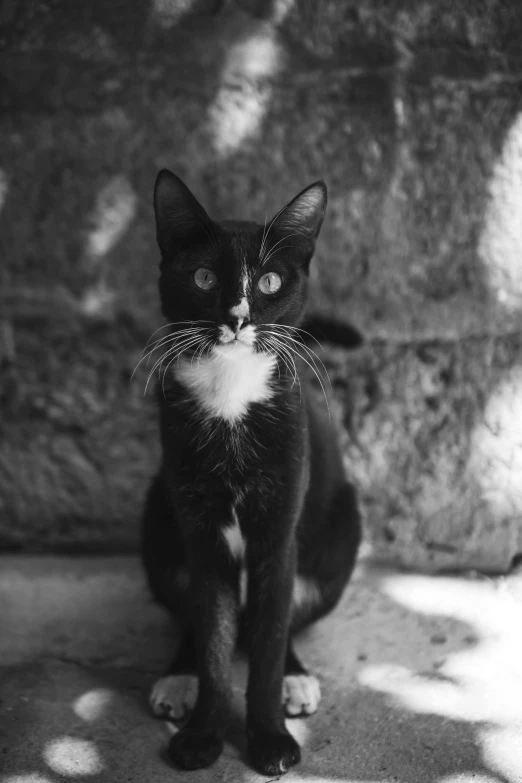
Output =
[
  {"x1": 191, "y1": 336, "x2": 212, "y2": 368},
  {"x1": 261, "y1": 231, "x2": 304, "y2": 265},
  {"x1": 131, "y1": 337, "x2": 176, "y2": 381},
  {"x1": 142, "y1": 329, "x2": 207, "y2": 364},
  {"x1": 268, "y1": 323, "x2": 325, "y2": 352},
  {"x1": 262, "y1": 244, "x2": 301, "y2": 267},
  {"x1": 157, "y1": 336, "x2": 205, "y2": 397},
  {"x1": 144, "y1": 335, "x2": 203, "y2": 395},
  {"x1": 288, "y1": 340, "x2": 331, "y2": 391},
  {"x1": 132, "y1": 328, "x2": 210, "y2": 380},
  {"x1": 260, "y1": 333, "x2": 300, "y2": 395},
  {"x1": 257, "y1": 336, "x2": 282, "y2": 382},
  {"x1": 259, "y1": 201, "x2": 290, "y2": 264},
  {"x1": 259, "y1": 210, "x2": 269, "y2": 261},
  {"x1": 259, "y1": 206, "x2": 310, "y2": 264},
  {"x1": 264, "y1": 330, "x2": 329, "y2": 416},
  {"x1": 145, "y1": 326, "x2": 209, "y2": 350},
  {"x1": 267, "y1": 326, "x2": 331, "y2": 387},
  {"x1": 271, "y1": 337, "x2": 302, "y2": 404},
  {"x1": 264, "y1": 335, "x2": 298, "y2": 383},
  {"x1": 144, "y1": 320, "x2": 213, "y2": 347},
  {"x1": 290, "y1": 347, "x2": 330, "y2": 418},
  {"x1": 160, "y1": 338, "x2": 204, "y2": 398}
]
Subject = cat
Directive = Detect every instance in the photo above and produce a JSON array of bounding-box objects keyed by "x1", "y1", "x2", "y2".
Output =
[{"x1": 141, "y1": 169, "x2": 362, "y2": 775}]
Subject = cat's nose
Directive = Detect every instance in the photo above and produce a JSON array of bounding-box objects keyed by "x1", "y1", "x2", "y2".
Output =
[{"x1": 227, "y1": 315, "x2": 250, "y2": 334}]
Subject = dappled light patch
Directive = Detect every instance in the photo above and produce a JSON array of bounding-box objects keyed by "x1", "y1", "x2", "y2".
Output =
[
  {"x1": 80, "y1": 280, "x2": 116, "y2": 318},
  {"x1": 79, "y1": 174, "x2": 137, "y2": 319},
  {"x1": 85, "y1": 175, "x2": 137, "y2": 261},
  {"x1": 468, "y1": 367, "x2": 522, "y2": 522},
  {"x1": 358, "y1": 572, "x2": 522, "y2": 781},
  {"x1": 359, "y1": 662, "x2": 472, "y2": 720},
  {"x1": 479, "y1": 110, "x2": 522, "y2": 313},
  {"x1": 207, "y1": 0, "x2": 295, "y2": 157},
  {"x1": 72, "y1": 688, "x2": 114, "y2": 722},
  {"x1": 284, "y1": 717, "x2": 310, "y2": 746},
  {"x1": 208, "y1": 32, "x2": 280, "y2": 157},
  {"x1": 152, "y1": 0, "x2": 197, "y2": 29},
  {"x1": 43, "y1": 737, "x2": 104, "y2": 777},
  {"x1": 481, "y1": 724, "x2": 522, "y2": 782}
]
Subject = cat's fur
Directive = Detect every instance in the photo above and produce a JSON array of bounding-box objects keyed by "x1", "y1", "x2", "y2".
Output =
[{"x1": 141, "y1": 170, "x2": 361, "y2": 775}]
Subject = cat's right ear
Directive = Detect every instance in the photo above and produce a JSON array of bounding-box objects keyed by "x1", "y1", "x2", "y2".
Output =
[{"x1": 154, "y1": 169, "x2": 212, "y2": 256}]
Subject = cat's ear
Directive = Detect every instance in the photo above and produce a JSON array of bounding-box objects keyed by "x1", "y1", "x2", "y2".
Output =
[
  {"x1": 271, "y1": 181, "x2": 327, "y2": 240},
  {"x1": 154, "y1": 169, "x2": 212, "y2": 256}
]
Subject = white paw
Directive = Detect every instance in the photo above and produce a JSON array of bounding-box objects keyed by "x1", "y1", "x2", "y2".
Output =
[
  {"x1": 282, "y1": 674, "x2": 321, "y2": 717},
  {"x1": 149, "y1": 675, "x2": 198, "y2": 720}
]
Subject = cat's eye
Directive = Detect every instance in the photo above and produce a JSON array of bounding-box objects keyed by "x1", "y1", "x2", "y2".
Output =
[
  {"x1": 258, "y1": 272, "x2": 282, "y2": 295},
  {"x1": 194, "y1": 268, "x2": 218, "y2": 291}
]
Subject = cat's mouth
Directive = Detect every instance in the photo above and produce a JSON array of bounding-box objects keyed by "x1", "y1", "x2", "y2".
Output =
[{"x1": 217, "y1": 324, "x2": 256, "y2": 349}]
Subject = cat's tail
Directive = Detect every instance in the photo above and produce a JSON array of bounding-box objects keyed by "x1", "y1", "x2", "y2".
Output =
[{"x1": 300, "y1": 315, "x2": 363, "y2": 349}]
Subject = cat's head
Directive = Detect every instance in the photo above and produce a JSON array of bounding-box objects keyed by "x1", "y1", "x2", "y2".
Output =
[{"x1": 153, "y1": 169, "x2": 327, "y2": 356}]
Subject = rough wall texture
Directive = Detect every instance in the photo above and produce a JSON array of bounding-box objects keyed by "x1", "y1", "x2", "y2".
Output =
[{"x1": 1, "y1": 0, "x2": 522, "y2": 570}]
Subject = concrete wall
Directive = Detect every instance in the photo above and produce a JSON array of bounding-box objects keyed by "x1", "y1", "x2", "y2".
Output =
[{"x1": 1, "y1": 0, "x2": 522, "y2": 570}]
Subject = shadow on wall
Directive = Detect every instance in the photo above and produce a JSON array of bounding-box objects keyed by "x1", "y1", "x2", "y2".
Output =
[{"x1": 2, "y1": 568, "x2": 521, "y2": 782}]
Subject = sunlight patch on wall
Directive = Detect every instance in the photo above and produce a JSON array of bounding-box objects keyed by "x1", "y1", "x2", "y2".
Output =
[
  {"x1": 81, "y1": 174, "x2": 137, "y2": 317},
  {"x1": 468, "y1": 367, "x2": 522, "y2": 521},
  {"x1": 85, "y1": 175, "x2": 137, "y2": 261},
  {"x1": 0, "y1": 168, "x2": 8, "y2": 216},
  {"x1": 207, "y1": 33, "x2": 280, "y2": 157},
  {"x1": 43, "y1": 737, "x2": 104, "y2": 776},
  {"x1": 73, "y1": 688, "x2": 114, "y2": 722},
  {"x1": 80, "y1": 280, "x2": 116, "y2": 317},
  {"x1": 479, "y1": 110, "x2": 522, "y2": 313},
  {"x1": 207, "y1": 0, "x2": 295, "y2": 158},
  {"x1": 152, "y1": 0, "x2": 196, "y2": 29}
]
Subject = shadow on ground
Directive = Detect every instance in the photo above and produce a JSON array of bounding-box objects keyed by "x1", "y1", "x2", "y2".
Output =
[{"x1": 1, "y1": 558, "x2": 520, "y2": 782}]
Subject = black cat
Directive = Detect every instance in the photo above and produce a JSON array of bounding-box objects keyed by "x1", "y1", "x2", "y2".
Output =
[{"x1": 141, "y1": 170, "x2": 362, "y2": 775}]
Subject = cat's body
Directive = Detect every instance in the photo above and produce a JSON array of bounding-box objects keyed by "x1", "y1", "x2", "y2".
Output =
[{"x1": 141, "y1": 171, "x2": 361, "y2": 775}]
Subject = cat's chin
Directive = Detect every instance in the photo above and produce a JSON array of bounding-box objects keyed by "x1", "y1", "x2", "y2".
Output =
[{"x1": 213, "y1": 341, "x2": 254, "y2": 359}]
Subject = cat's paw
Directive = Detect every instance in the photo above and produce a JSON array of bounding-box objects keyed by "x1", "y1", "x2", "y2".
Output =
[
  {"x1": 168, "y1": 728, "x2": 223, "y2": 770},
  {"x1": 149, "y1": 675, "x2": 198, "y2": 720},
  {"x1": 282, "y1": 674, "x2": 321, "y2": 717},
  {"x1": 247, "y1": 728, "x2": 301, "y2": 775}
]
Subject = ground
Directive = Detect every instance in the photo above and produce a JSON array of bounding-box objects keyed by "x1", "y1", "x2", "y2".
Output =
[{"x1": 2, "y1": 556, "x2": 522, "y2": 782}]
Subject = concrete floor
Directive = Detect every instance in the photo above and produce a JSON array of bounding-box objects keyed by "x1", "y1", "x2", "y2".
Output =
[{"x1": 1, "y1": 556, "x2": 522, "y2": 782}]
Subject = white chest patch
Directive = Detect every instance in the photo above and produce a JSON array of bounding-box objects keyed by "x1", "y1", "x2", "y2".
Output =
[{"x1": 175, "y1": 343, "x2": 276, "y2": 422}]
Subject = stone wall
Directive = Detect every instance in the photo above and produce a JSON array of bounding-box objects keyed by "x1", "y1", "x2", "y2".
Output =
[{"x1": 1, "y1": 0, "x2": 522, "y2": 570}]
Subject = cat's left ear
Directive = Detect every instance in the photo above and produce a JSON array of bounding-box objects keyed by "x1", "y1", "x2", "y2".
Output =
[
  {"x1": 271, "y1": 181, "x2": 327, "y2": 240},
  {"x1": 154, "y1": 169, "x2": 212, "y2": 257}
]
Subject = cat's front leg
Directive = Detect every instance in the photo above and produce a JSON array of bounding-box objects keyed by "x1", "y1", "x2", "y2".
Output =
[
  {"x1": 168, "y1": 559, "x2": 238, "y2": 770},
  {"x1": 245, "y1": 537, "x2": 301, "y2": 775}
]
